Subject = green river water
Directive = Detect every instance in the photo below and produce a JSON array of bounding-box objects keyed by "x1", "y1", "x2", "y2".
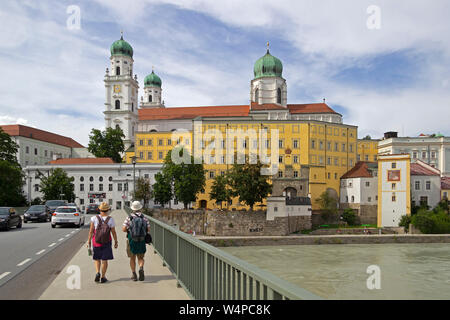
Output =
[{"x1": 222, "y1": 243, "x2": 450, "y2": 300}]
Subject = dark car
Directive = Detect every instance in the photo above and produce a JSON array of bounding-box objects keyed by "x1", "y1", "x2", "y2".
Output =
[
  {"x1": 0, "y1": 207, "x2": 22, "y2": 231},
  {"x1": 23, "y1": 205, "x2": 51, "y2": 223},
  {"x1": 45, "y1": 200, "x2": 67, "y2": 214},
  {"x1": 86, "y1": 204, "x2": 100, "y2": 215}
]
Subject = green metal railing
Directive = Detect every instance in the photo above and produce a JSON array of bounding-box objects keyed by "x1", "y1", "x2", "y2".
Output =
[{"x1": 125, "y1": 207, "x2": 322, "y2": 300}]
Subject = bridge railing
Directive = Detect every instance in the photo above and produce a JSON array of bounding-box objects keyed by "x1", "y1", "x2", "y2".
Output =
[{"x1": 125, "y1": 206, "x2": 322, "y2": 300}]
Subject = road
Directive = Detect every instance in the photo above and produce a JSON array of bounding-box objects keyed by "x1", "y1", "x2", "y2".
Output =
[{"x1": 0, "y1": 215, "x2": 91, "y2": 299}]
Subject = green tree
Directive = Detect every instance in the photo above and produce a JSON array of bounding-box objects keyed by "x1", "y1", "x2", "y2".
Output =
[
  {"x1": 88, "y1": 127, "x2": 125, "y2": 163},
  {"x1": 133, "y1": 177, "x2": 152, "y2": 209},
  {"x1": 399, "y1": 215, "x2": 412, "y2": 233},
  {"x1": 341, "y1": 208, "x2": 357, "y2": 226},
  {"x1": 152, "y1": 172, "x2": 173, "y2": 208},
  {"x1": 316, "y1": 191, "x2": 338, "y2": 222},
  {"x1": 227, "y1": 161, "x2": 272, "y2": 211},
  {"x1": 209, "y1": 174, "x2": 232, "y2": 209},
  {"x1": 162, "y1": 148, "x2": 206, "y2": 209},
  {"x1": 39, "y1": 168, "x2": 75, "y2": 202},
  {"x1": 0, "y1": 127, "x2": 20, "y2": 165}
]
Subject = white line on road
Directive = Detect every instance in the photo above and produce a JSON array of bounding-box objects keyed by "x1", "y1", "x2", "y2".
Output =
[
  {"x1": 65, "y1": 234, "x2": 70, "y2": 237},
  {"x1": 49, "y1": 243, "x2": 56, "y2": 247},
  {"x1": 17, "y1": 258, "x2": 31, "y2": 267},
  {"x1": 36, "y1": 249, "x2": 46, "y2": 255},
  {"x1": 58, "y1": 238, "x2": 64, "y2": 241},
  {"x1": 71, "y1": 231, "x2": 75, "y2": 234},
  {"x1": 0, "y1": 272, "x2": 11, "y2": 280}
]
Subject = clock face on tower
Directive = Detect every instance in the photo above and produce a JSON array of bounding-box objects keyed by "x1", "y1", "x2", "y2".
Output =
[{"x1": 114, "y1": 84, "x2": 121, "y2": 93}]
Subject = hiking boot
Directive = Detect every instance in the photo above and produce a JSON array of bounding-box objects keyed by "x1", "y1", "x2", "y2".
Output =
[
  {"x1": 95, "y1": 273, "x2": 101, "y2": 283},
  {"x1": 100, "y1": 277, "x2": 108, "y2": 283},
  {"x1": 131, "y1": 272, "x2": 138, "y2": 281},
  {"x1": 138, "y1": 268, "x2": 145, "y2": 281}
]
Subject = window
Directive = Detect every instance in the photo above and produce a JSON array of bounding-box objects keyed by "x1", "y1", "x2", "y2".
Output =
[
  {"x1": 422, "y1": 152, "x2": 427, "y2": 159},
  {"x1": 274, "y1": 207, "x2": 278, "y2": 212},
  {"x1": 293, "y1": 155, "x2": 298, "y2": 164},
  {"x1": 89, "y1": 176, "x2": 94, "y2": 182},
  {"x1": 80, "y1": 176, "x2": 84, "y2": 182},
  {"x1": 109, "y1": 176, "x2": 113, "y2": 182},
  {"x1": 373, "y1": 155, "x2": 377, "y2": 161},
  {"x1": 278, "y1": 171, "x2": 283, "y2": 178},
  {"x1": 368, "y1": 197, "x2": 372, "y2": 202},
  {"x1": 44, "y1": 150, "x2": 48, "y2": 157},
  {"x1": 366, "y1": 182, "x2": 370, "y2": 187},
  {"x1": 148, "y1": 152, "x2": 152, "y2": 160},
  {"x1": 80, "y1": 199, "x2": 84, "y2": 205},
  {"x1": 392, "y1": 193, "x2": 396, "y2": 202},
  {"x1": 34, "y1": 184, "x2": 39, "y2": 192},
  {"x1": 89, "y1": 184, "x2": 94, "y2": 191},
  {"x1": 279, "y1": 140, "x2": 283, "y2": 148},
  {"x1": 350, "y1": 144, "x2": 353, "y2": 153},
  {"x1": 149, "y1": 95, "x2": 152, "y2": 103},
  {"x1": 80, "y1": 184, "x2": 84, "y2": 192},
  {"x1": 294, "y1": 171, "x2": 298, "y2": 178},
  {"x1": 420, "y1": 196, "x2": 428, "y2": 207},
  {"x1": 26, "y1": 146, "x2": 29, "y2": 154},
  {"x1": 124, "y1": 183, "x2": 128, "y2": 191},
  {"x1": 158, "y1": 152, "x2": 163, "y2": 159},
  {"x1": 412, "y1": 152, "x2": 417, "y2": 159},
  {"x1": 334, "y1": 173, "x2": 338, "y2": 179},
  {"x1": 392, "y1": 162, "x2": 396, "y2": 169},
  {"x1": 158, "y1": 139, "x2": 163, "y2": 146},
  {"x1": 351, "y1": 196, "x2": 355, "y2": 203},
  {"x1": 209, "y1": 171, "x2": 215, "y2": 179},
  {"x1": 254, "y1": 88, "x2": 259, "y2": 103},
  {"x1": 118, "y1": 183, "x2": 122, "y2": 191},
  {"x1": 99, "y1": 177, "x2": 103, "y2": 182},
  {"x1": 392, "y1": 183, "x2": 396, "y2": 190},
  {"x1": 277, "y1": 88, "x2": 282, "y2": 104},
  {"x1": 116, "y1": 66, "x2": 120, "y2": 75},
  {"x1": 415, "y1": 181, "x2": 420, "y2": 190},
  {"x1": 431, "y1": 151, "x2": 436, "y2": 159},
  {"x1": 311, "y1": 140, "x2": 316, "y2": 149},
  {"x1": 327, "y1": 157, "x2": 331, "y2": 165},
  {"x1": 334, "y1": 142, "x2": 339, "y2": 151},
  {"x1": 327, "y1": 142, "x2": 331, "y2": 151},
  {"x1": 293, "y1": 140, "x2": 298, "y2": 149},
  {"x1": 443, "y1": 192, "x2": 448, "y2": 199},
  {"x1": 342, "y1": 143, "x2": 346, "y2": 152},
  {"x1": 115, "y1": 100, "x2": 120, "y2": 109},
  {"x1": 327, "y1": 172, "x2": 331, "y2": 179},
  {"x1": 99, "y1": 184, "x2": 103, "y2": 192},
  {"x1": 139, "y1": 152, "x2": 143, "y2": 159},
  {"x1": 34, "y1": 148, "x2": 38, "y2": 155},
  {"x1": 167, "y1": 139, "x2": 172, "y2": 146},
  {"x1": 139, "y1": 140, "x2": 143, "y2": 146},
  {"x1": 365, "y1": 155, "x2": 369, "y2": 161},
  {"x1": 148, "y1": 139, "x2": 153, "y2": 146},
  {"x1": 319, "y1": 141, "x2": 323, "y2": 150},
  {"x1": 279, "y1": 156, "x2": 283, "y2": 163},
  {"x1": 350, "y1": 159, "x2": 353, "y2": 167},
  {"x1": 426, "y1": 181, "x2": 431, "y2": 190},
  {"x1": 108, "y1": 184, "x2": 113, "y2": 191}
]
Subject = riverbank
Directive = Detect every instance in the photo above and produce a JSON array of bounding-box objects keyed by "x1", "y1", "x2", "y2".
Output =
[{"x1": 197, "y1": 234, "x2": 450, "y2": 247}]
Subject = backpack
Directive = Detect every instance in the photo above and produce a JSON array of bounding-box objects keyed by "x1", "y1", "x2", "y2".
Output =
[
  {"x1": 94, "y1": 215, "x2": 112, "y2": 245},
  {"x1": 129, "y1": 214, "x2": 147, "y2": 242}
]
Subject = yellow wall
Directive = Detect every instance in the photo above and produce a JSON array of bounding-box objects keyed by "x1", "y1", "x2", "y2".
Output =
[
  {"x1": 357, "y1": 139, "x2": 379, "y2": 162},
  {"x1": 129, "y1": 121, "x2": 357, "y2": 210}
]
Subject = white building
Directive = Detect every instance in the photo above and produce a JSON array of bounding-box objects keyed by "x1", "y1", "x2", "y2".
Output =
[
  {"x1": 378, "y1": 132, "x2": 450, "y2": 177},
  {"x1": 24, "y1": 158, "x2": 184, "y2": 211},
  {"x1": 410, "y1": 160, "x2": 442, "y2": 209},
  {"x1": 0, "y1": 124, "x2": 91, "y2": 168}
]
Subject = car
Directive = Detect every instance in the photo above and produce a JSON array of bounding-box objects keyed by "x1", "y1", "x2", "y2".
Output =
[
  {"x1": 86, "y1": 204, "x2": 100, "y2": 215},
  {"x1": 45, "y1": 200, "x2": 68, "y2": 214},
  {"x1": 51, "y1": 206, "x2": 85, "y2": 228},
  {"x1": 23, "y1": 205, "x2": 51, "y2": 223},
  {"x1": 67, "y1": 203, "x2": 81, "y2": 212},
  {"x1": 0, "y1": 207, "x2": 22, "y2": 231}
]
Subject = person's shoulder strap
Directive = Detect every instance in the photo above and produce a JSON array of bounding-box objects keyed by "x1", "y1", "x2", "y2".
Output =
[
  {"x1": 96, "y1": 215, "x2": 102, "y2": 225},
  {"x1": 105, "y1": 216, "x2": 111, "y2": 225}
]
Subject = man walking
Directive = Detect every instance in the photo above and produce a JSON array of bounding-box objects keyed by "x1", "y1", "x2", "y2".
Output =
[{"x1": 122, "y1": 201, "x2": 150, "y2": 281}]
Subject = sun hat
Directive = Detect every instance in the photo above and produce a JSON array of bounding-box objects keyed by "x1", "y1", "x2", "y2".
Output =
[
  {"x1": 98, "y1": 202, "x2": 111, "y2": 212},
  {"x1": 131, "y1": 201, "x2": 143, "y2": 211}
]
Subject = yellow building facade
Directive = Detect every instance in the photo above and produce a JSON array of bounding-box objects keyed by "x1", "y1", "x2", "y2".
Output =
[{"x1": 357, "y1": 139, "x2": 379, "y2": 163}]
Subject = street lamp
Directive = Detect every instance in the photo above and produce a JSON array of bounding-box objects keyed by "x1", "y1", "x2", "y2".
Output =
[{"x1": 131, "y1": 156, "x2": 137, "y2": 201}]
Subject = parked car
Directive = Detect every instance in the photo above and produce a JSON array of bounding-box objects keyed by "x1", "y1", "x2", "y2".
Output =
[
  {"x1": 45, "y1": 200, "x2": 68, "y2": 214},
  {"x1": 67, "y1": 203, "x2": 81, "y2": 212},
  {"x1": 0, "y1": 207, "x2": 22, "y2": 231},
  {"x1": 86, "y1": 204, "x2": 100, "y2": 215},
  {"x1": 24, "y1": 205, "x2": 51, "y2": 223},
  {"x1": 51, "y1": 206, "x2": 85, "y2": 228}
]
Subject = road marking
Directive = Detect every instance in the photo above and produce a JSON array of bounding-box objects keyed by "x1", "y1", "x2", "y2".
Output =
[
  {"x1": 71, "y1": 231, "x2": 75, "y2": 234},
  {"x1": 0, "y1": 272, "x2": 11, "y2": 280},
  {"x1": 65, "y1": 234, "x2": 71, "y2": 237},
  {"x1": 36, "y1": 249, "x2": 46, "y2": 255},
  {"x1": 17, "y1": 258, "x2": 31, "y2": 267},
  {"x1": 49, "y1": 243, "x2": 56, "y2": 247},
  {"x1": 58, "y1": 238, "x2": 64, "y2": 242}
]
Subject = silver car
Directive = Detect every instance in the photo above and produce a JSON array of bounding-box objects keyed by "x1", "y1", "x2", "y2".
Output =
[{"x1": 51, "y1": 206, "x2": 85, "y2": 228}]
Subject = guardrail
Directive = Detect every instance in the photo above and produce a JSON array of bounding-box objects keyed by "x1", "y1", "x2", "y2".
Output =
[{"x1": 125, "y1": 206, "x2": 322, "y2": 300}]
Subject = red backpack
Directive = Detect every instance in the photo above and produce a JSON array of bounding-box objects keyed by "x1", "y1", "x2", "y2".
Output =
[{"x1": 94, "y1": 215, "x2": 112, "y2": 245}]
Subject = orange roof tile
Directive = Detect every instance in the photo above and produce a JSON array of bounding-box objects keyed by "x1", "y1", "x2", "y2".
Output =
[
  {"x1": 250, "y1": 102, "x2": 287, "y2": 110},
  {"x1": 287, "y1": 103, "x2": 338, "y2": 114},
  {"x1": 410, "y1": 162, "x2": 440, "y2": 176},
  {"x1": 341, "y1": 162, "x2": 377, "y2": 179},
  {"x1": 441, "y1": 177, "x2": 450, "y2": 190},
  {"x1": 139, "y1": 105, "x2": 250, "y2": 121},
  {"x1": 0, "y1": 124, "x2": 84, "y2": 148},
  {"x1": 49, "y1": 158, "x2": 114, "y2": 165}
]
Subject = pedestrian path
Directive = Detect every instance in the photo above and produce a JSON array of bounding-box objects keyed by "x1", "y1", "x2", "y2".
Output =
[{"x1": 39, "y1": 209, "x2": 189, "y2": 300}]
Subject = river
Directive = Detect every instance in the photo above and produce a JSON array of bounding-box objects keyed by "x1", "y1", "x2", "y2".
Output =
[{"x1": 222, "y1": 243, "x2": 450, "y2": 299}]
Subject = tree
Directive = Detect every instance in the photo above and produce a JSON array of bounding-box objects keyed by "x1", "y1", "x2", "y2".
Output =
[
  {"x1": 341, "y1": 208, "x2": 357, "y2": 226},
  {"x1": 209, "y1": 175, "x2": 232, "y2": 209},
  {"x1": 0, "y1": 127, "x2": 20, "y2": 165},
  {"x1": 227, "y1": 161, "x2": 272, "y2": 211},
  {"x1": 88, "y1": 127, "x2": 125, "y2": 163},
  {"x1": 162, "y1": 148, "x2": 206, "y2": 209},
  {"x1": 152, "y1": 172, "x2": 172, "y2": 208},
  {"x1": 362, "y1": 135, "x2": 372, "y2": 140},
  {"x1": 315, "y1": 191, "x2": 338, "y2": 222},
  {"x1": 39, "y1": 168, "x2": 75, "y2": 202},
  {"x1": 133, "y1": 177, "x2": 152, "y2": 209}
]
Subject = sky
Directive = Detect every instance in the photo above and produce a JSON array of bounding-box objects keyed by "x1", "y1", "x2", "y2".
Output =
[{"x1": 0, "y1": 0, "x2": 449, "y2": 146}]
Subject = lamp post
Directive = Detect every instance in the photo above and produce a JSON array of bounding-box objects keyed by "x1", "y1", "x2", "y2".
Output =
[{"x1": 131, "y1": 156, "x2": 137, "y2": 201}]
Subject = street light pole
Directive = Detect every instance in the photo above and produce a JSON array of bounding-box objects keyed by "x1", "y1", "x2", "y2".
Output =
[{"x1": 132, "y1": 156, "x2": 137, "y2": 201}]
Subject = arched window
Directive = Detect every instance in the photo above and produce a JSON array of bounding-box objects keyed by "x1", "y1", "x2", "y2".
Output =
[
  {"x1": 255, "y1": 88, "x2": 259, "y2": 103},
  {"x1": 131, "y1": 102, "x2": 134, "y2": 112},
  {"x1": 277, "y1": 88, "x2": 282, "y2": 104},
  {"x1": 116, "y1": 66, "x2": 120, "y2": 75},
  {"x1": 149, "y1": 95, "x2": 152, "y2": 103},
  {"x1": 115, "y1": 100, "x2": 120, "y2": 109}
]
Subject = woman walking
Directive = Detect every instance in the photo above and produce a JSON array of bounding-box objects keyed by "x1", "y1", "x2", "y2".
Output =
[{"x1": 87, "y1": 202, "x2": 118, "y2": 283}]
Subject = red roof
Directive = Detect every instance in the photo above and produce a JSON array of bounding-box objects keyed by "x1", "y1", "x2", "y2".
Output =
[
  {"x1": 341, "y1": 161, "x2": 377, "y2": 179},
  {"x1": 441, "y1": 177, "x2": 450, "y2": 190},
  {"x1": 49, "y1": 158, "x2": 114, "y2": 165},
  {"x1": 410, "y1": 161, "x2": 440, "y2": 176},
  {"x1": 138, "y1": 102, "x2": 338, "y2": 121},
  {"x1": 139, "y1": 105, "x2": 250, "y2": 121},
  {"x1": 287, "y1": 103, "x2": 338, "y2": 114},
  {"x1": 1, "y1": 124, "x2": 84, "y2": 148}
]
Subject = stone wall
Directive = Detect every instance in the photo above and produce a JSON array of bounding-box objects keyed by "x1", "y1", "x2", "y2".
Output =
[
  {"x1": 340, "y1": 204, "x2": 378, "y2": 225},
  {"x1": 149, "y1": 208, "x2": 311, "y2": 236}
]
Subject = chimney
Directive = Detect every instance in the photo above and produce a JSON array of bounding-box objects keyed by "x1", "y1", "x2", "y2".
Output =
[{"x1": 384, "y1": 131, "x2": 398, "y2": 139}]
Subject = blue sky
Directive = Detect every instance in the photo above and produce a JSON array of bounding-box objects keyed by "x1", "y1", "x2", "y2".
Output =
[{"x1": 1, "y1": 0, "x2": 449, "y2": 146}]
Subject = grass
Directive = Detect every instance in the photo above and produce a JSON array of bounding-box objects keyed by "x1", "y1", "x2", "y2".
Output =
[{"x1": 318, "y1": 224, "x2": 378, "y2": 229}]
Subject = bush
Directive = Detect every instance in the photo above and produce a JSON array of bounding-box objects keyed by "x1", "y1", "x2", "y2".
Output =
[
  {"x1": 399, "y1": 215, "x2": 412, "y2": 232},
  {"x1": 341, "y1": 208, "x2": 357, "y2": 226},
  {"x1": 411, "y1": 208, "x2": 450, "y2": 234}
]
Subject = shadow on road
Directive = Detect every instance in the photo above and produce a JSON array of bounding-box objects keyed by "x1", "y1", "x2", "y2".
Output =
[{"x1": 105, "y1": 275, "x2": 176, "y2": 284}]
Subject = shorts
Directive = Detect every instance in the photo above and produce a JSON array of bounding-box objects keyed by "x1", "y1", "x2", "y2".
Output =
[
  {"x1": 127, "y1": 240, "x2": 145, "y2": 259},
  {"x1": 93, "y1": 242, "x2": 114, "y2": 261}
]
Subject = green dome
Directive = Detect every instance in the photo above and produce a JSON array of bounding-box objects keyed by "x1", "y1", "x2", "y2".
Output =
[
  {"x1": 253, "y1": 49, "x2": 283, "y2": 79},
  {"x1": 144, "y1": 71, "x2": 162, "y2": 88},
  {"x1": 110, "y1": 36, "x2": 133, "y2": 58}
]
